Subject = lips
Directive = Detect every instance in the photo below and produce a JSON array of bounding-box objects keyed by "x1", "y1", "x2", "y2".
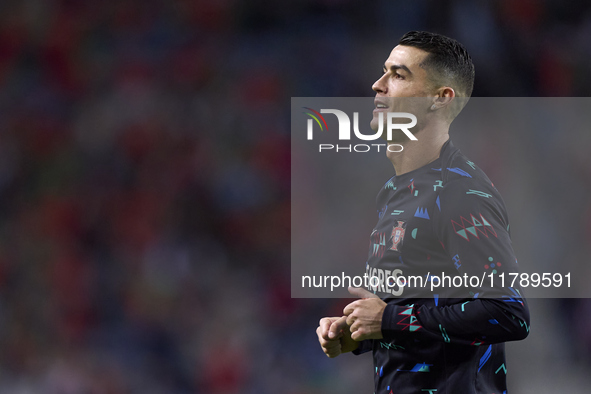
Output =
[{"x1": 374, "y1": 98, "x2": 390, "y2": 111}]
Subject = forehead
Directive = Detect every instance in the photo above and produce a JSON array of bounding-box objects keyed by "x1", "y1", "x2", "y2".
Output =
[{"x1": 384, "y1": 45, "x2": 430, "y2": 71}]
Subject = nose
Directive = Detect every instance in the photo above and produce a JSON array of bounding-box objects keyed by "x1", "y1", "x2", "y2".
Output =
[{"x1": 372, "y1": 74, "x2": 387, "y2": 94}]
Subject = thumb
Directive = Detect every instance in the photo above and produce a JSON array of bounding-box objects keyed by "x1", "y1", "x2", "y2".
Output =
[
  {"x1": 328, "y1": 316, "x2": 348, "y2": 339},
  {"x1": 348, "y1": 286, "x2": 379, "y2": 299}
]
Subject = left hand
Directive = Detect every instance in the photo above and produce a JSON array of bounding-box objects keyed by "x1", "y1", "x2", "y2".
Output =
[{"x1": 343, "y1": 286, "x2": 387, "y2": 341}]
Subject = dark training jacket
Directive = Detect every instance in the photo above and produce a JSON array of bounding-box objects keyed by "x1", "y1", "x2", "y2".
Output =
[{"x1": 353, "y1": 139, "x2": 530, "y2": 394}]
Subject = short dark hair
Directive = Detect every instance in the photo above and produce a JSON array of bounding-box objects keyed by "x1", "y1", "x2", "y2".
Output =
[{"x1": 399, "y1": 31, "x2": 475, "y2": 98}]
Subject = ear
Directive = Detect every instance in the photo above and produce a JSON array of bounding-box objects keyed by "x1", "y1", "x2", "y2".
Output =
[{"x1": 430, "y1": 87, "x2": 455, "y2": 111}]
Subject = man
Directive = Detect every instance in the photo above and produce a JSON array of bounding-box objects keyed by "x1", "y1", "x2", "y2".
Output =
[{"x1": 316, "y1": 31, "x2": 529, "y2": 393}]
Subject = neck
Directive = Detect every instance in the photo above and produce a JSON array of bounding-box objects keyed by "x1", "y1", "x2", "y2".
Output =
[{"x1": 386, "y1": 122, "x2": 450, "y2": 175}]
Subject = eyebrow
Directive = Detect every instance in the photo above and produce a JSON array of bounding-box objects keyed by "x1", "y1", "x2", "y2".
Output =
[{"x1": 383, "y1": 64, "x2": 412, "y2": 75}]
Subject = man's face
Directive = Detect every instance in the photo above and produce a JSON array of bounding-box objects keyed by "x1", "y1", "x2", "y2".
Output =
[{"x1": 370, "y1": 45, "x2": 435, "y2": 133}]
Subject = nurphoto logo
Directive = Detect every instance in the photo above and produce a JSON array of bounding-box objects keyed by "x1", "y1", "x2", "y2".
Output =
[{"x1": 303, "y1": 107, "x2": 417, "y2": 153}]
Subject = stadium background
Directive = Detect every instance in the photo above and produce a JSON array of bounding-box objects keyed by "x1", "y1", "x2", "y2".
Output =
[{"x1": 0, "y1": 0, "x2": 590, "y2": 392}]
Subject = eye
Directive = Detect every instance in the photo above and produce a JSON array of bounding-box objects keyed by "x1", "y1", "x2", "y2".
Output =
[{"x1": 395, "y1": 73, "x2": 404, "y2": 79}]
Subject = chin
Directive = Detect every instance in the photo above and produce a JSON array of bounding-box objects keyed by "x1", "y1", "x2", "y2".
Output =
[{"x1": 369, "y1": 117, "x2": 381, "y2": 132}]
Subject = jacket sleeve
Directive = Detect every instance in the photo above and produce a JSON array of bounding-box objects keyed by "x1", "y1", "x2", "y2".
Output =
[{"x1": 381, "y1": 178, "x2": 530, "y2": 346}]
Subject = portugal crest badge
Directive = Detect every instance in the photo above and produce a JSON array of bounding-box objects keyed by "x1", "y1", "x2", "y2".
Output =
[{"x1": 390, "y1": 220, "x2": 407, "y2": 252}]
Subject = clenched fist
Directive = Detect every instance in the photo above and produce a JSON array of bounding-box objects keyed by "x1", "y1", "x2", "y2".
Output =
[{"x1": 316, "y1": 316, "x2": 359, "y2": 358}]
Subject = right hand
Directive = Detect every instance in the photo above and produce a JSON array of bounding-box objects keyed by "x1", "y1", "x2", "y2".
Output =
[{"x1": 316, "y1": 316, "x2": 359, "y2": 358}]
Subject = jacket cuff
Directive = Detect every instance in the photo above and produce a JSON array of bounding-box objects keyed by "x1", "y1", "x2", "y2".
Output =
[
  {"x1": 351, "y1": 339, "x2": 373, "y2": 355},
  {"x1": 381, "y1": 303, "x2": 422, "y2": 340}
]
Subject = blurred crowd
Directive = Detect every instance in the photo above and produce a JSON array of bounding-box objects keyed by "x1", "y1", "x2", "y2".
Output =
[{"x1": 0, "y1": 0, "x2": 590, "y2": 393}]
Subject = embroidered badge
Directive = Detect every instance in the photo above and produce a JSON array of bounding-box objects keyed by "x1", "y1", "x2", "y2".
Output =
[{"x1": 390, "y1": 220, "x2": 407, "y2": 251}]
